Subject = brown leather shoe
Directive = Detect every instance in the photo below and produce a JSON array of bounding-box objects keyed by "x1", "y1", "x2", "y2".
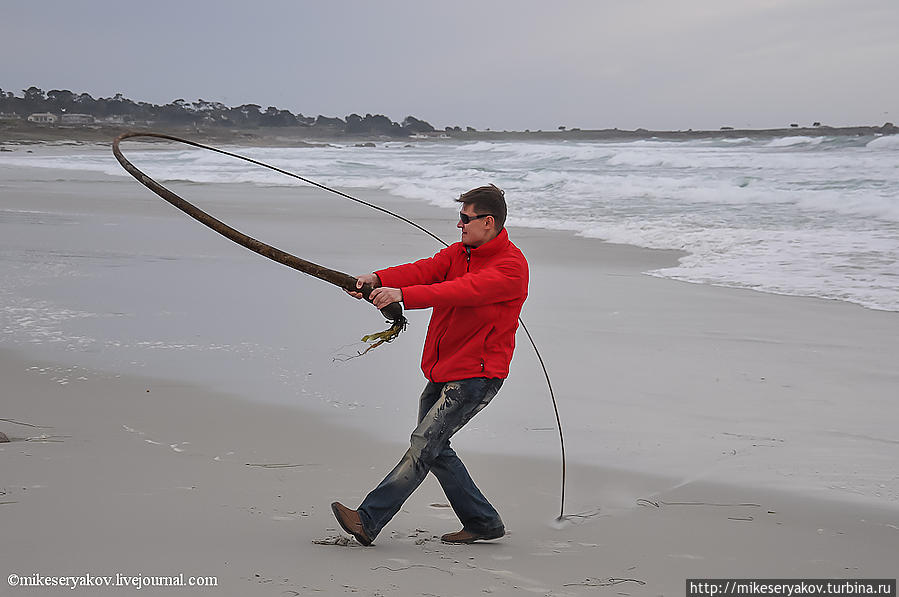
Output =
[
  {"x1": 441, "y1": 527, "x2": 505, "y2": 544},
  {"x1": 331, "y1": 502, "x2": 373, "y2": 546}
]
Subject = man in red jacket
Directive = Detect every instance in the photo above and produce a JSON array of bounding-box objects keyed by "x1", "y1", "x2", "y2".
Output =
[{"x1": 331, "y1": 184, "x2": 528, "y2": 546}]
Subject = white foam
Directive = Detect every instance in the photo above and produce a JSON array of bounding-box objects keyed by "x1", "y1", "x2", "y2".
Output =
[
  {"x1": 764, "y1": 135, "x2": 824, "y2": 147},
  {"x1": 5, "y1": 137, "x2": 897, "y2": 311},
  {"x1": 866, "y1": 134, "x2": 899, "y2": 150}
]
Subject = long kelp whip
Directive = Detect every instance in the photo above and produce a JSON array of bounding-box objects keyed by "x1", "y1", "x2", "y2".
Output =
[
  {"x1": 112, "y1": 132, "x2": 405, "y2": 351},
  {"x1": 112, "y1": 132, "x2": 566, "y2": 520}
]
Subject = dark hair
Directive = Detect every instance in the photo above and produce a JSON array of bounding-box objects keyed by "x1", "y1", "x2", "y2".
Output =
[{"x1": 456, "y1": 184, "x2": 507, "y2": 230}]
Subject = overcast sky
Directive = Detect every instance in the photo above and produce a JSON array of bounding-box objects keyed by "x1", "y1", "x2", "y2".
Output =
[{"x1": 3, "y1": 0, "x2": 897, "y2": 131}]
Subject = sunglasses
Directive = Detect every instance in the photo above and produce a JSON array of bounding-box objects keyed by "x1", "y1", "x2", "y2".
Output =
[{"x1": 459, "y1": 212, "x2": 493, "y2": 224}]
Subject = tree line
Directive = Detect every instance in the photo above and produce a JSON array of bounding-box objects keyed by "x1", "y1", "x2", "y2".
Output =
[{"x1": 0, "y1": 86, "x2": 439, "y2": 136}]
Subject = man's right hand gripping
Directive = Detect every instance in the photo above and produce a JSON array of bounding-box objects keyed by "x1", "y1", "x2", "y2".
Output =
[{"x1": 346, "y1": 273, "x2": 381, "y2": 300}]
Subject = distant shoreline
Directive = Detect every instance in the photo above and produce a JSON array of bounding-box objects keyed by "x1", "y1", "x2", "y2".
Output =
[{"x1": 1, "y1": 121, "x2": 896, "y2": 146}]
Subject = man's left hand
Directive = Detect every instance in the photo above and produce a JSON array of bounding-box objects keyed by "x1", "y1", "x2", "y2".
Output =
[{"x1": 369, "y1": 287, "x2": 403, "y2": 310}]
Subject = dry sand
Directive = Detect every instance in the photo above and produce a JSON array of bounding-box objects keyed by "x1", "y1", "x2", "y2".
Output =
[
  {"x1": 1, "y1": 143, "x2": 898, "y2": 595},
  {"x1": 4, "y1": 348, "x2": 898, "y2": 596},
  {"x1": 4, "y1": 346, "x2": 898, "y2": 596}
]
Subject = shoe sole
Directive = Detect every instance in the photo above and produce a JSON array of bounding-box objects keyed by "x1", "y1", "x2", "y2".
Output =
[
  {"x1": 441, "y1": 531, "x2": 505, "y2": 544},
  {"x1": 331, "y1": 502, "x2": 373, "y2": 546}
]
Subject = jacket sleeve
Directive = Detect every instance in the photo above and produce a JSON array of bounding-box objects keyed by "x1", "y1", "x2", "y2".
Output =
[
  {"x1": 401, "y1": 256, "x2": 528, "y2": 309},
  {"x1": 376, "y1": 246, "x2": 455, "y2": 288}
]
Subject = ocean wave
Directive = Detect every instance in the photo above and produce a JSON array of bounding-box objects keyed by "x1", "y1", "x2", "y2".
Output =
[
  {"x1": 764, "y1": 136, "x2": 825, "y2": 148},
  {"x1": 866, "y1": 134, "x2": 899, "y2": 150},
  {"x1": 795, "y1": 191, "x2": 899, "y2": 223},
  {"x1": 454, "y1": 141, "x2": 497, "y2": 152},
  {"x1": 606, "y1": 150, "x2": 676, "y2": 168},
  {"x1": 4, "y1": 138, "x2": 897, "y2": 312},
  {"x1": 580, "y1": 222, "x2": 899, "y2": 311}
]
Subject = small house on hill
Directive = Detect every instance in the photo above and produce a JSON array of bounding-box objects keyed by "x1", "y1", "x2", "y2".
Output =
[
  {"x1": 27, "y1": 112, "x2": 58, "y2": 124},
  {"x1": 60, "y1": 113, "x2": 94, "y2": 125}
]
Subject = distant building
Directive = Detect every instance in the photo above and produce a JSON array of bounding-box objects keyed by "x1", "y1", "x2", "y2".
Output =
[
  {"x1": 60, "y1": 113, "x2": 94, "y2": 125},
  {"x1": 98, "y1": 115, "x2": 125, "y2": 124},
  {"x1": 28, "y1": 112, "x2": 58, "y2": 124},
  {"x1": 0, "y1": 113, "x2": 22, "y2": 121}
]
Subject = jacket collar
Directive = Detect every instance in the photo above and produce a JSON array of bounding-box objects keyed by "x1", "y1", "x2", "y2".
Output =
[{"x1": 464, "y1": 228, "x2": 510, "y2": 258}]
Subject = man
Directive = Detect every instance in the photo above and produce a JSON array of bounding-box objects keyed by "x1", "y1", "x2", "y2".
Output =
[{"x1": 332, "y1": 184, "x2": 529, "y2": 546}]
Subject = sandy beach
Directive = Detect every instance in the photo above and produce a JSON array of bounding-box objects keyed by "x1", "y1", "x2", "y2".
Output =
[
  {"x1": 4, "y1": 347, "x2": 898, "y2": 596},
  {"x1": 2, "y1": 143, "x2": 898, "y2": 595}
]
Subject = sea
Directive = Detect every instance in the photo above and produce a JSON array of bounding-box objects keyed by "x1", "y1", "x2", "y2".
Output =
[
  {"x1": 6, "y1": 133, "x2": 899, "y2": 311},
  {"x1": 2, "y1": 134, "x2": 899, "y2": 509}
]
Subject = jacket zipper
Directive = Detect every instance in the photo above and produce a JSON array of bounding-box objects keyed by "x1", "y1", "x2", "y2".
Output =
[{"x1": 430, "y1": 247, "x2": 468, "y2": 380}]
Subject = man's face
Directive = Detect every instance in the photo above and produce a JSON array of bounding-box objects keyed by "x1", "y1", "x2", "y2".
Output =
[{"x1": 458, "y1": 203, "x2": 495, "y2": 248}]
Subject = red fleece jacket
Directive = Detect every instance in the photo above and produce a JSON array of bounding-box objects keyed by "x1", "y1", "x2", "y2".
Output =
[{"x1": 376, "y1": 228, "x2": 528, "y2": 382}]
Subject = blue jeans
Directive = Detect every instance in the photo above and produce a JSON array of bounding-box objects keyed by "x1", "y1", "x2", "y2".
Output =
[{"x1": 357, "y1": 377, "x2": 505, "y2": 540}]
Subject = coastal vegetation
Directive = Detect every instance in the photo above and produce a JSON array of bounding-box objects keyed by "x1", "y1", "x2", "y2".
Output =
[
  {"x1": 1, "y1": 85, "x2": 895, "y2": 142},
  {"x1": 0, "y1": 86, "x2": 437, "y2": 137}
]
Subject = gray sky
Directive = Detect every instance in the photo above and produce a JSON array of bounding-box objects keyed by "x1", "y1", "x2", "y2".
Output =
[{"x1": 3, "y1": 0, "x2": 897, "y2": 131}]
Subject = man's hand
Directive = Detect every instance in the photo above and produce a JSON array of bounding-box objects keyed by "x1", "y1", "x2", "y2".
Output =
[
  {"x1": 369, "y1": 287, "x2": 403, "y2": 309},
  {"x1": 346, "y1": 273, "x2": 381, "y2": 299}
]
